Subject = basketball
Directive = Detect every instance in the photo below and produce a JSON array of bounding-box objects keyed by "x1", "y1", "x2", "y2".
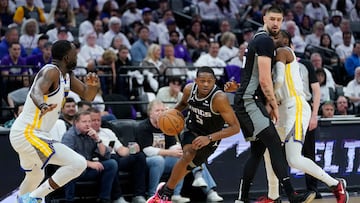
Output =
[{"x1": 158, "y1": 109, "x2": 185, "y2": 136}]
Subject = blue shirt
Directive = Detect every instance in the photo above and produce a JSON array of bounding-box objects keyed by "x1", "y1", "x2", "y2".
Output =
[
  {"x1": 345, "y1": 53, "x2": 360, "y2": 77},
  {"x1": 62, "y1": 126, "x2": 111, "y2": 161},
  {"x1": 130, "y1": 39, "x2": 149, "y2": 64},
  {"x1": 0, "y1": 40, "x2": 27, "y2": 59},
  {"x1": 31, "y1": 47, "x2": 42, "y2": 56}
]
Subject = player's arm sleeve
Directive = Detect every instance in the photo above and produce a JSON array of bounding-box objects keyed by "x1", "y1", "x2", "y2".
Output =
[{"x1": 273, "y1": 61, "x2": 285, "y2": 91}]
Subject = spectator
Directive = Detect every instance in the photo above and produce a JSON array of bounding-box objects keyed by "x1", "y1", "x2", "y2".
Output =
[
  {"x1": 7, "y1": 76, "x2": 30, "y2": 108},
  {"x1": 350, "y1": 0, "x2": 360, "y2": 22},
  {"x1": 304, "y1": 21, "x2": 324, "y2": 46},
  {"x1": 161, "y1": 44, "x2": 187, "y2": 76},
  {"x1": 108, "y1": 35, "x2": 123, "y2": 55},
  {"x1": 90, "y1": 108, "x2": 146, "y2": 203},
  {"x1": 335, "y1": 31, "x2": 353, "y2": 64},
  {"x1": 78, "y1": 0, "x2": 98, "y2": 20},
  {"x1": 292, "y1": 1, "x2": 305, "y2": 27},
  {"x1": 158, "y1": 18, "x2": 184, "y2": 45},
  {"x1": 3, "y1": 103, "x2": 24, "y2": 128},
  {"x1": 318, "y1": 33, "x2": 338, "y2": 66},
  {"x1": 114, "y1": 45, "x2": 132, "y2": 96},
  {"x1": 62, "y1": 111, "x2": 123, "y2": 203},
  {"x1": 157, "y1": 9, "x2": 176, "y2": 35},
  {"x1": 139, "y1": 44, "x2": 164, "y2": 93},
  {"x1": 152, "y1": 0, "x2": 168, "y2": 23},
  {"x1": 31, "y1": 34, "x2": 48, "y2": 56},
  {"x1": 59, "y1": 97, "x2": 77, "y2": 130},
  {"x1": 299, "y1": 14, "x2": 312, "y2": 36},
  {"x1": 304, "y1": 0, "x2": 329, "y2": 23},
  {"x1": 99, "y1": 0, "x2": 117, "y2": 25},
  {"x1": 335, "y1": 95, "x2": 349, "y2": 115},
  {"x1": 310, "y1": 52, "x2": 336, "y2": 89},
  {"x1": 228, "y1": 42, "x2": 247, "y2": 69},
  {"x1": 321, "y1": 101, "x2": 335, "y2": 118},
  {"x1": 215, "y1": 0, "x2": 239, "y2": 20},
  {"x1": 135, "y1": 100, "x2": 190, "y2": 202},
  {"x1": 345, "y1": 41, "x2": 360, "y2": 78},
  {"x1": 214, "y1": 19, "x2": 231, "y2": 44},
  {"x1": 344, "y1": 66, "x2": 360, "y2": 109},
  {"x1": 47, "y1": 0, "x2": 76, "y2": 27},
  {"x1": 0, "y1": 26, "x2": 27, "y2": 59},
  {"x1": 166, "y1": 30, "x2": 191, "y2": 63},
  {"x1": 46, "y1": 18, "x2": 74, "y2": 43},
  {"x1": 56, "y1": 26, "x2": 72, "y2": 41},
  {"x1": 325, "y1": 10, "x2": 343, "y2": 37},
  {"x1": 73, "y1": 40, "x2": 92, "y2": 76},
  {"x1": 315, "y1": 68, "x2": 334, "y2": 103},
  {"x1": 79, "y1": 31, "x2": 105, "y2": 69},
  {"x1": 198, "y1": 0, "x2": 220, "y2": 21},
  {"x1": 331, "y1": 0, "x2": 353, "y2": 16},
  {"x1": 218, "y1": 31, "x2": 238, "y2": 63},
  {"x1": 103, "y1": 16, "x2": 131, "y2": 49},
  {"x1": 130, "y1": 26, "x2": 150, "y2": 65},
  {"x1": 190, "y1": 33, "x2": 209, "y2": 62},
  {"x1": 156, "y1": 76, "x2": 183, "y2": 108},
  {"x1": 0, "y1": 42, "x2": 28, "y2": 77},
  {"x1": 13, "y1": 0, "x2": 46, "y2": 25},
  {"x1": 121, "y1": 0, "x2": 142, "y2": 27},
  {"x1": 26, "y1": 41, "x2": 52, "y2": 73},
  {"x1": 141, "y1": 7, "x2": 159, "y2": 43},
  {"x1": 185, "y1": 20, "x2": 206, "y2": 50},
  {"x1": 285, "y1": 20, "x2": 306, "y2": 53},
  {"x1": 193, "y1": 41, "x2": 226, "y2": 79},
  {"x1": 0, "y1": 0, "x2": 14, "y2": 27},
  {"x1": 331, "y1": 19, "x2": 355, "y2": 48},
  {"x1": 51, "y1": 0, "x2": 79, "y2": 14}
]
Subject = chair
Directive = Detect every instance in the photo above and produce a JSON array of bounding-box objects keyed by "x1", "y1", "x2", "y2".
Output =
[{"x1": 103, "y1": 94, "x2": 136, "y2": 120}]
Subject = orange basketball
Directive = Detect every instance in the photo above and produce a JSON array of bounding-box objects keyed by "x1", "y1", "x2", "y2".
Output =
[{"x1": 158, "y1": 109, "x2": 185, "y2": 136}]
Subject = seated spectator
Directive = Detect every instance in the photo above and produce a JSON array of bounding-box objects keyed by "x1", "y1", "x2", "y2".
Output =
[
  {"x1": 166, "y1": 30, "x2": 191, "y2": 64},
  {"x1": 213, "y1": 19, "x2": 231, "y2": 44},
  {"x1": 46, "y1": 17, "x2": 74, "y2": 43},
  {"x1": 0, "y1": 26, "x2": 27, "y2": 59},
  {"x1": 51, "y1": 0, "x2": 79, "y2": 14},
  {"x1": 345, "y1": 41, "x2": 360, "y2": 78},
  {"x1": 121, "y1": 0, "x2": 142, "y2": 27},
  {"x1": 198, "y1": 0, "x2": 220, "y2": 21},
  {"x1": 310, "y1": 52, "x2": 336, "y2": 89},
  {"x1": 331, "y1": 19, "x2": 355, "y2": 48},
  {"x1": 90, "y1": 108, "x2": 147, "y2": 203},
  {"x1": 335, "y1": 31, "x2": 353, "y2": 64},
  {"x1": 298, "y1": 14, "x2": 312, "y2": 36},
  {"x1": 350, "y1": 0, "x2": 360, "y2": 22},
  {"x1": 103, "y1": 16, "x2": 131, "y2": 49},
  {"x1": 13, "y1": 0, "x2": 46, "y2": 25},
  {"x1": 19, "y1": 18, "x2": 40, "y2": 50},
  {"x1": 152, "y1": 0, "x2": 168, "y2": 23},
  {"x1": 140, "y1": 44, "x2": 165, "y2": 93},
  {"x1": 335, "y1": 95, "x2": 349, "y2": 115},
  {"x1": 57, "y1": 26, "x2": 73, "y2": 41},
  {"x1": 60, "y1": 97, "x2": 77, "y2": 130},
  {"x1": 0, "y1": 42, "x2": 28, "y2": 76},
  {"x1": 318, "y1": 33, "x2": 338, "y2": 66},
  {"x1": 304, "y1": 21, "x2": 325, "y2": 46},
  {"x1": 218, "y1": 31, "x2": 238, "y2": 63},
  {"x1": 141, "y1": 7, "x2": 159, "y2": 43},
  {"x1": 0, "y1": 0, "x2": 14, "y2": 27},
  {"x1": 135, "y1": 100, "x2": 190, "y2": 202},
  {"x1": 79, "y1": 31, "x2": 105, "y2": 69},
  {"x1": 99, "y1": 0, "x2": 117, "y2": 25},
  {"x1": 215, "y1": 0, "x2": 239, "y2": 20},
  {"x1": 191, "y1": 33, "x2": 209, "y2": 62},
  {"x1": 324, "y1": 10, "x2": 342, "y2": 36},
  {"x1": 26, "y1": 42, "x2": 52, "y2": 73},
  {"x1": 3, "y1": 103, "x2": 24, "y2": 128},
  {"x1": 316, "y1": 68, "x2": 334, "y2": 103},
  {"x1": 156, "y1": 76, "x2": 183, "y2": 108},
  {"x1": 344, "y1": 67, "x2": 360, "y2": 111},
  {"x1": 161, "y1": 44, "x2": 187, "y2": 76},
  {"x1": 31, "y1": 34, "x2": 49, "y2": 56},
  {"x1": 108, "y1": 35, "x2": 124, "y2": 55},
  {"x1": 228, "y1": 42, "x2": 247, "y2": 69},
  {"x1": 285, "y1": 20, "x2": 306, "y2": 54},
  {"x1": 321, "y1": 101, "x2": 335, "y2": 118},
  {"x1": 47, "y1": 0, "x2": 76, "y2": 27},
  {"x1": 130, "y1": 26, "x2": 151, "y2": 65},
  {"x1": 62, "y1": 111, "x2": 125, "y2": 203},
  {"x1": 158, "y1": 18, "x2": 184, "y2": 46},
  {"x1": 114, "y1": 45, "x2": 132, "y2": 97},
  {"x1": 185, "y1": 20, "x2": 206, "y2": 50},
  {"x1": 304, "y1": 0, "x2": 329, "y2": 23}
]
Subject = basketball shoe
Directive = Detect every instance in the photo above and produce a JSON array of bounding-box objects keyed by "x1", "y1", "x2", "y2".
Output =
[
  {"x1": 146, "y1": 182, "x2": 172, "y2": 203},
  {"x1": 331, "y1": 178, "x2": 349, "y2": 203},
  {"x1": 254, "y1": 196, "x2": 282, "y2": 203},
  {"x1": 18, "y1": 193, "x2": 42, "y2": 203}
]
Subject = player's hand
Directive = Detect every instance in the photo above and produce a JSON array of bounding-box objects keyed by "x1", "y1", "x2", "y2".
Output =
[
  {"x1": 270, "y1": 107, "x2": 279, "y2": 125},
  {"x1": 308, "y1": 114, "x2": 318, "y2": 131},
  {"x1": 224, "y1": 80, "x2": 240, "y2": 92},
  {"x1": 192, "y1": 135, "x2": 211, "y2": 150},
  {"x1": 39, "y1": 103, "x2": 57, "y2": 118},
  {"x1": 85, "y1": 72, "x2": 100, "y2": 87}
]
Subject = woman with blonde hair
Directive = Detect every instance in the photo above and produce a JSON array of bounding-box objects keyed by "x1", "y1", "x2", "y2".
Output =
[{"x1": 218, "y1": 31, "x2": 238, "y2": 62}]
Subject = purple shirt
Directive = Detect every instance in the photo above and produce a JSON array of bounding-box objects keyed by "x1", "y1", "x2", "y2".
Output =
[
  {"x1": 26, "y1": 54, "x2": 52, "y2": 73},
  {"x1": 161, "y1": 44, "x2": 192, "y2": 63},
  {"x1": 0, "y1": 55, "x2": 29, "y2": 75}
]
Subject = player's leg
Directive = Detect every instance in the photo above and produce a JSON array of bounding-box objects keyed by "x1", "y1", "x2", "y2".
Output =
[{"x1": 264, "y1": 149, "x2": 281, "y2": 201}]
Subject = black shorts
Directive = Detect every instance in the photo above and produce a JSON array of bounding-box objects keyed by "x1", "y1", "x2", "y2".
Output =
[{"x1": 181, "y1": 131, "x2": 218, "y2": 166}]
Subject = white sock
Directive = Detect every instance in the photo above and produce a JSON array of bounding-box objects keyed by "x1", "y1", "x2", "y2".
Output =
[{"x1": 30, "y1": 179, "x2": 54, "y2": 198}]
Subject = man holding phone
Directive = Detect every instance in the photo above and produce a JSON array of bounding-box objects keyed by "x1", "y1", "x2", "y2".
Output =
[{"x1": 89, "y1": 108, "x2": 148, "y2": 203}]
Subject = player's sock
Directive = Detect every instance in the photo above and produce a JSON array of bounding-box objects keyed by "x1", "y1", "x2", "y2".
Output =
[{"x1": 30, "y1": 179, "x2": 54, "y2": 198}]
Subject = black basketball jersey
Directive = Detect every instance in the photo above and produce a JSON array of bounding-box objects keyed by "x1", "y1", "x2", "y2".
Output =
[
  {"x1": 236, "y1": 30, "x2": 275, "y2": 102},
  {"x1": 186, "y1": 84, "x2": 225, "y2": 135}
]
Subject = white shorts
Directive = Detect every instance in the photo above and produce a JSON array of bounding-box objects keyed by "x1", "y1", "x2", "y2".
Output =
[{"x1": 277, "y1": 96, "x2": 311, "y2": 143}]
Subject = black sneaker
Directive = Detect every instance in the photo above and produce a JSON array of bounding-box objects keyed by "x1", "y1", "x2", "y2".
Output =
[{"x1": 289, "y1": 191, "x2": 316, "y2": 203}]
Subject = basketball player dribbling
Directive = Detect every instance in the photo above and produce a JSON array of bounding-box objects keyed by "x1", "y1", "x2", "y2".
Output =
[
  {"x1": 146, "y1": 66, "x2": 240, "y2": 202},
  {"x1": 10, "y1": 40, "x2": 100, "y2": 203}
]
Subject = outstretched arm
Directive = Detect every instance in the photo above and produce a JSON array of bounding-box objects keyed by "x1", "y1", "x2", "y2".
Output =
[{"x1": 70, "y1": 72, "x2": 100, "y2": 101}]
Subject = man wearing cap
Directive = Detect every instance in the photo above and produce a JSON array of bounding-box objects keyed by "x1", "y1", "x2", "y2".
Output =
[
  {"x1": 158, "y1": 18, "x2": 184, "y2": 45},
  {"x1": 331, "y1": 19, "x2": 355, "y2": 48},
  {"x1": 141, "y1": 7, "x2": 159, "y2": 42},
  {"x1": 103, "y1": 16, "x2": 131, "y2": 49},
  {"x1": 46, "y1": 18, "x2": 74, "y2": 43},
  {"x1": 325, "y1": 10, "x2": 343, "y2": 36},
  {"x1": 121, "y1": 0, "x2": 142, "y2": 27},
  {"x1": 57, "y1": 26, "x2": 71, "y2": 41}
]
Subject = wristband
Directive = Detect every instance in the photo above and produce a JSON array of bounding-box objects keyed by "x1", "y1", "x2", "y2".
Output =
[{"x1": 39, "y1": 103, "x2": 48, "y2": 110}]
